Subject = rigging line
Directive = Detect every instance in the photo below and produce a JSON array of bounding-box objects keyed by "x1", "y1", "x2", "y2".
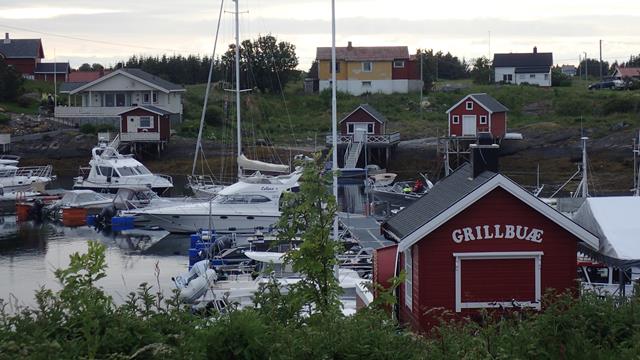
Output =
[
  {"x1": 272, "y1": 58, "x2": 296, "y2": 158},
  {"x1": 0, "y1": 22, "x2": 184, "y2": 53},
  {"x1": 192, "y1": 0, "x2": 225, "y2": 176}
]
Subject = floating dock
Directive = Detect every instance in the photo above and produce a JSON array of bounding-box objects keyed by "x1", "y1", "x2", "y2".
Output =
[{"x1": 337, "y1": 212, "x2": 395, "y2": 249}]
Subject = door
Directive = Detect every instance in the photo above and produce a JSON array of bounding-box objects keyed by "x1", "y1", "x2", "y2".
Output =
[
  {"x1": 354, "y1": 123, "x2": 368, "y2": 142},
  {"x1": 462, "y1": 115, "x2": 476, "y2": 136}
]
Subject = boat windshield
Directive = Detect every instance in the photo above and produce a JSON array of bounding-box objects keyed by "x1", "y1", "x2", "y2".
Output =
[
  {"x1": 117, "y1": 167, "x2": 138, "y2": 176},
  {"x1": 0, "y1": 168, "x2": 17, "y2": 177},
  {"x1": 213, "y1": 195, "x2": 271, "y2": 204},
  {"x1": 134, "y1": 166, "x2": 151, "y2": 175}
]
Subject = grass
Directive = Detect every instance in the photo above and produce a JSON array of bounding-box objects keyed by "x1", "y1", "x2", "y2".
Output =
[
  {"x1": 0, "y1": 101, "x2": 40, "y2": 115},
  {"x1": 181, "y1": 77, "x2": 640, "y2": 146}
]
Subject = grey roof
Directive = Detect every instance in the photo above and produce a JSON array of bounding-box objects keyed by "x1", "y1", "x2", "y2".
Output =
[
  {"x1": 470, "y1": 93, "x2": 509, "y2": 112},
  {"x1": 0, "y1": 39, "x2": 43, "y2": 58},
  {"x1": 34, "y1": 62, "x2": 70, "y2": 74},
  {"x1": 493, "y1": 52, "x2": 553, "y2": 68},
  {"x1": 382, "y1": 163, "x2": 498, "y2": 239},
  {"x1": 340, "y1": 104, "x2": 388, "y2": 123},
  {"x1": 59, "y1": 82, "x2": 88, "y2": 93},
  {"x1": 121, "y1": 68, "x2": 184, "y2": 91},
  {"x1": 514, "y1": 66, "x2": 551, "y2": 74},
  {"x1": 117, "y1": 105, "x2": 174, "y2": 116}
]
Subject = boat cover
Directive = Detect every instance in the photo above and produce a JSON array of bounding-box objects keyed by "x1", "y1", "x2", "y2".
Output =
[
  {"x1": 237, "y1": 154, "x2": 289, "y2": 173},
  {"x1": 572, "y1": 196, "x2": 640, "y2": 266}
]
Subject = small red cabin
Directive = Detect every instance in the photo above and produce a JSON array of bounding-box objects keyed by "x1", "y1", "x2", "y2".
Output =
[
  {"x1": 447, "y1": 93, "x2": 508, "y2": 139},
  {"x1": 339, "y1": 104, "x2": 387, "y2": 139},
  {"x1": 378, "y1": 160, "x2": 598, "y2": 332},
  {"x1": 118, "y1": 106, "x2": 172, "y2": 143}
]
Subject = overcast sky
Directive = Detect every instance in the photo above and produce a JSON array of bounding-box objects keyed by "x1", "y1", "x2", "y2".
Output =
[{"x1": 1, "y1": 0, "x2": 639, "y2": 70}]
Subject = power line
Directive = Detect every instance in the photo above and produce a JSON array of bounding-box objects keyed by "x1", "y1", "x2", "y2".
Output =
[{"x1": 0, "y1": 23, "x2": 189, "y2": 53}]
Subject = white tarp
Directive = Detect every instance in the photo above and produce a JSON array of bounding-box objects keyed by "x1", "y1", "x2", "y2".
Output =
[
  {"x1": 237, "y1": 154, "x2": 289, "y2": 173},
  {"x1": 573, "y1": 197, "x2": 640, "y2": 264}
]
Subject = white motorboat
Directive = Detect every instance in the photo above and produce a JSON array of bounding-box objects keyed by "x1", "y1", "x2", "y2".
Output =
[
  {"x1": 123, "y1": 171, "x2": 302, "y2": 233},
  {"x1": 0, "y1": 156, "x2": 54, "y2": 193},
  {"x1": 46, "y1": 189, "x2": 114, "y2": 218},
  {"x1": 73, "y1": 140, "x2": 173, "y2": 195}
]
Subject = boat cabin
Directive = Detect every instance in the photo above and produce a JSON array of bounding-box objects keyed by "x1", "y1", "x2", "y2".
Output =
[
  {"x1": 377, "y1": 148, "x2": 599, "y2": 332},
  {"x1": 446, "y1": 93, "x2": 508, "y2": 139},
  {"x1": 118, "y1": 106, "x2": 172, "y2": 143}
]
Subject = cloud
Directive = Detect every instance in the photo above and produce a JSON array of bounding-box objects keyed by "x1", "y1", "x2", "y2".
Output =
[{"x1": 0, "y1": 7, "x2": 123, "y2": 20}]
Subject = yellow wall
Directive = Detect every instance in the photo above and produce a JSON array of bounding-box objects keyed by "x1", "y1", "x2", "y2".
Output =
[{"x1": 318, "y1": 60, "x2": 392, "y2": 80}]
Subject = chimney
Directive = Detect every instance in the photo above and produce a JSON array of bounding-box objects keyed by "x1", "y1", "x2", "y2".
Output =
[
  {"x1": 3, "y1": 33, "x2": 9, "y2": 44},
  {"x1": 347, "y1": 41, "x2": 353, "y2": 50},
  {"x1": 470, "y1": 134, "x2": 500, "y2": 178},
  {"x1": 533, "y1": 46, "x2": 537, "y2": 54}
]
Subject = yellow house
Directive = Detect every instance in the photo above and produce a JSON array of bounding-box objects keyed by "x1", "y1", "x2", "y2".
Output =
[{"x1": 316, "y1": 42, "x2": 422, "y2": 95}]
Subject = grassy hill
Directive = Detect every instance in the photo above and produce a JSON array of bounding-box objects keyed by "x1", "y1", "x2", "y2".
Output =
[{"x1": 180, "y1": 78, "x2": 640, "y2": 145}]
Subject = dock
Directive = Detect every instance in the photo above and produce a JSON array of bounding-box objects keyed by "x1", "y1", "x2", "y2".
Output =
[{"x1": 337, "y1": 212, "x2": 395, "y2": 249}]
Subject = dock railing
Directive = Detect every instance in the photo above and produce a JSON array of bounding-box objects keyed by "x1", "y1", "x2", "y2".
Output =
[{"x1": 326, "y1": 132, "x2": 400, "y2": 145}]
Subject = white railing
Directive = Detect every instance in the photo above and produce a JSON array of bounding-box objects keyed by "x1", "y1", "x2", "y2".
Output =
[
  {"x1": 54, "y1": 106, "x2": 133, "y2": 117},
  {"x1": 326, "y1": 132, "x2": 401, "y2": 145},
  {"x1": 120, "y1": 132, "x2": 160, "y2": 142}
]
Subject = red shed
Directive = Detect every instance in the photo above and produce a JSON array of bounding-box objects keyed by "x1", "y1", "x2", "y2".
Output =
[
  {"x1": 378, "y1": 153, "x2": 598, "y2": 332},
  {"x1": 118, "y1": 106, "x2": 172, "y2": 143},
  {"x1": 339, "y1": 104, "x2": 387, "y2": 139},
  {"x1": 447, "y1": 93, "x2": 508, "y2": 139}
]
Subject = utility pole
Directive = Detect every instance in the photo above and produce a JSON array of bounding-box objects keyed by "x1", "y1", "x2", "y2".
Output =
[
  {"x1": 419, "y1": 51, "x2": 423, "y2": 120},
  {"x1": 584, "y1": 52, "x2": 588, "y2": 81},
  {"x1": 599, "y1": 40, "x2": 603, "y2": 81}
]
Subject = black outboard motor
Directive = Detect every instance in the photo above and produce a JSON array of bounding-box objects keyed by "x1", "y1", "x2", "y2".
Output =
[
  {"x1": 27, "y1": 200, "x2": 45, "y2": 222},
  {"x1": 95, "y1": 205, "x2": 116, "y2": 230}
]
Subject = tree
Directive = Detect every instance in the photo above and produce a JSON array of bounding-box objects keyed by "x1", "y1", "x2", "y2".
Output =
[
  {"x1": 222, "y1": 34, "x2": 299, "y2": 93},
  {"x1": 78, "y1": 63, "x2": 92, "y2": 71},
  {"x1": 91, "y1": 63, "x2": 104, "y2": 71},
  {"x1": 471, "y1": 56, "x2": 492, "y2": 84},
  {"x1": 275, "y1": 154, "x2": 342, "y2": 316},
  {"x1": 551, "y1": 66, "x2": 572, "y2": 87},
  {"x1": 623, "y1": 54, "x2": 640, "y2": 67},
  {"x1": 415, "y1": 49, "x2": 470, "y2": 92},
  {"x1": 0, "y1": 58, "x2": 24, "y2": 101},
  {"x1": 577, "y1": 58, "x2": 609, "y2": 78},
  {"x1": 307, "y1": 60, "x2": 318, "y2": 79}
]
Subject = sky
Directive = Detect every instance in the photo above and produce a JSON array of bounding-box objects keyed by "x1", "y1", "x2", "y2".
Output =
[{"x1": 1, "y1": 0, "x2": 640, "y2": 71}]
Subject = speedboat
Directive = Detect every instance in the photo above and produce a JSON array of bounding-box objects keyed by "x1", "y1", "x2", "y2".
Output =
[
  {"x1": 370, "y1": 177, "x2": 433, "y2": 207},
  {"x1": 46, "y1": 189, "x2": 114, "y2": 218},
  {"x1": 0, "y1": 156, "x2": 54, "y2": 193},
  {"x1": 123, "y1": 170, "x2": 302, "y2": 234},
  {"x1": 73, "y1": 140, "x2": 173, "y2": 195}
]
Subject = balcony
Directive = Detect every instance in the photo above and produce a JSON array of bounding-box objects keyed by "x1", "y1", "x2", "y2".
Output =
[
  {"x1": 325, "y1": 132, "x2": 400, "y2": 146},
  {"x1": 120, "y1": 132, "x2": 161, "y2": 142},
  {"x1": 54, "y1": 106, "x2": 134, "y2": 118}
]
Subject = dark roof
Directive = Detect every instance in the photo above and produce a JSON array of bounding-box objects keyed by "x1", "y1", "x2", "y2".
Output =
[
  {"x1": 117, "y1": 105, "x2": 174, "y2": 116},
  {"x1": 316, "y1": 46, "x2": 409, "y2": 61},
  {"x1": 0, "y1": 39, "x2": 43, "y2": 58},
  {"x1": 514, "y1": 66, "x2": 551, "y2": 74},
  {"x1": 493, "y1": 52, "x2": 553, "y2": 68},
  {"x1": 340, "y1": 104, "x2": 388, "y2": 124},
  {"x1": 470, "y1": 93, "x2": 509, "y2": 112},
  {"x1": 59, "y1": 82, "x2": 88, "y2": 93},
  {"x1": 34, "y1": 62, "x2": 70, "y2": 74},
  {"x1": 382, "y1": 163, "x2": 498, "y2": 239},
  {"x1": 121, "y1": 68, "x2": 184, "y2": 91}
]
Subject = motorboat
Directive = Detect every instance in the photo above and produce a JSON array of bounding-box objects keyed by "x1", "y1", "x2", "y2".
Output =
[
  {"x1": 122, "y1": 170, "x2": 302, "y2": 234},
  {"x1": 45, "y1": 189, "x2": 114, "y2": 221},
  {"x1": 0, "y1": 156, "x2": 54, "y2": 193},
  {"x1": 370, "y1": 177, "x2": 433, "y2": 208},
  {"x1": 367, "y1": 172, "x2": 397, "y2": 187},
  {"x1": 73, "y1": 140, "x2": 173, "y2": 195}
]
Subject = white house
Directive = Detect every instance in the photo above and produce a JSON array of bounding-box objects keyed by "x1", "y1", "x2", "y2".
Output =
[
  {"x1": 57, "y1": 68, "x2": 185, "y2": 125},
  {"x1": 493, "y1": 47, "x2": 553, "y2": 87}
]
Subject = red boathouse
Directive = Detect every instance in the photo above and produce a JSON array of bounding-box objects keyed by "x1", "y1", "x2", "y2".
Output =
[
  {"x1": 378, "y1": 147, "x2": 599, "y2": 332},
  {"x1": 447, "y1": 93, "x2": 508, "y2": 139}
]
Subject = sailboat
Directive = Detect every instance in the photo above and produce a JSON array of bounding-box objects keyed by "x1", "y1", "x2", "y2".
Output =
[{"x1": 123, "y1": 0, "x2": 302, "y2": 233}]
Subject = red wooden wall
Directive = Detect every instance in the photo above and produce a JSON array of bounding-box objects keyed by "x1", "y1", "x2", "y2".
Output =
[
  {"x1": 339, "y1": 107, "x2": 384, "y2": 135},
  {"x1": 448, "y1": 97, "x2": 507, "y2": 138},
  {"x1": 5, "y1": 58, "x2": 37, "y2": 76}
]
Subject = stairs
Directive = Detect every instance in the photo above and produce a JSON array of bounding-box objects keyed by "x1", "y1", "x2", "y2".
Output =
[{"x1": 344, "y1": 141, "x2": 363, "y2": 168}]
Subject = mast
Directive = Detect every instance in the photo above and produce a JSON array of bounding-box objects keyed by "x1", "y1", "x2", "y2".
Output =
[
  {"x1": 234, "y1": 0, "x2": 242, "y2": 178},
  {"x1": 331, "y1": 0, "x2": 339, "y2": 240},
  {"x1": 192, "y1": 0, "x2": 225, "y2": 176},
  {"x1": 581, "y1": 136, "x2": 589, "y2": 198}
]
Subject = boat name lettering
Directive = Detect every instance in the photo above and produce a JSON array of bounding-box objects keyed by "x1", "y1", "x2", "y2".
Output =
[
  {"x1": 260, "y1": 186, "x2": 276, "y2": 191},
  {"x1": 451, "y1": 225, "x2": 543, "y2": 244}
]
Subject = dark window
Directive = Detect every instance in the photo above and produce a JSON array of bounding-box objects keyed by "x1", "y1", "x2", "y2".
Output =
[
  {"x1": 152, "y1": 92, "x2": 158, "y2": 103},
  {"x1": 98, "y1": 166, "x2": 112, "y2": 177},
  {"x1": 586, "y1": 266, "x2": 609, "y2": 284},
  {"x1": 480, "y1": 116, "x2": 487, "y2": 124},
  {"x1": 465, "y1": 101, "x2": 473, "y2": 110},
  {"x1": 104, "y1": 93, "x2": 115, "y2": 107},
  {"x1": 330, "y1": 62, "x2": 340, "y2": 74},
  {"x1": 393, "y1": 60, "x2": 405, "y2": 68},
  {"x1": 367, "y1": 123, "x2": 374, "y2": 133},
  {"x1": 452, "y1": 115, "x2": 459, "y2": 124},
  {"x1": 142, "y1": 93, "x2": 150, "y2": 104},
  {"x1": 348, "y1": 123, "x2": 354, "y2": 134},
  {"x1": 115, "y1": 93, "x2": 126, "y2": 106},
  {"x1": 612, "y1": 268, "x2": 632, "y2": 285}
]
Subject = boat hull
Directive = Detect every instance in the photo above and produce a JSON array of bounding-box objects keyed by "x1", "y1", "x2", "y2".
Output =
[
  {"x1": 131, "y1": 213, "x2": 280, "y2": 234},
  {"x1": 73, "y1": 183, "x2": 172, "y2": 196}
]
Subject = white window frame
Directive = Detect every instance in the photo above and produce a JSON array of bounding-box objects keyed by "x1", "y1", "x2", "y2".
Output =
[
  {"x1": 347, "y1": 122, "x2": 375, "y2": 134},
  {"x1": 138, "y1": 116, "x2": 153, "y2": 129},
  {"x1": 362, "y1": 62, "x2": 373, "y2": 72},
  {"x1": 404, "y1": 248, "x2": 413, "y2": 310},
  {"x1": 347, "y1": 123, "x2": 354, "y2": 134},
  {"x1": 152, "y1": 91, "x2": 158, "y2": 104},
  {"x1": 453, "y1": 251, "x2": 543, "y2": 312},
  {"x1": 465, "y1": 101, "x2": 473, "y2": 110},
  {"x1": 479, "y1": 115, "x2": 487, "y2": 125},
  {"x1": 393, "y1": 60, "x2": 405, "y2": 68},
  {"x1": 452, "y1": 115, "x2": 460, "y2": 124},
  {"x1": 142, "y1": 92, "x2": 150, "y2": 104}
]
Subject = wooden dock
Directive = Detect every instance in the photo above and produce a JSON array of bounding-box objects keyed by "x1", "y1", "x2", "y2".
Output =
[{"x1": 337, "y1": 212, "x2": 395, "y2": 250}]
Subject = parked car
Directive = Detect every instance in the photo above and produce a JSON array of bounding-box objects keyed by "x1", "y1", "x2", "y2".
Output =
[{"x1": 588, "y1": 79, "x2": 624, "y2": 90}]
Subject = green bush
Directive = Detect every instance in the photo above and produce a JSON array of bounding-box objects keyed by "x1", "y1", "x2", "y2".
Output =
[
  {"x1": 554, "y1": 96, "x2": 593, "y2": 116},
  {"x1": 0, "y1": 113, "x2": 10, "y2": 125},
  {"x1": 16, "y1": 95, "x2": 35, "y2": 108},
  {"x1": 602, "y1": 96, "x2": 637, "y2": 115},
  {"x1": 79, "y1": 123, "x2": 97, "y2": 134}
]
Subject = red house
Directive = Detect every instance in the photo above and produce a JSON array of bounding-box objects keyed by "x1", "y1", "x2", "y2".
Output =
[
  {"x1": 118, "y1": 106, "x2": 172, "y2": 144},
  {"x1": 34, "y1": 62, "x2": 70, "y2": 83},
  {"x1": 0, "y1": 33, "x2": 44, "y2": 78},
  {"x1": 339, "y1": 104, "x2": 387, "y2": 139},
  {"x1": 447, "y1": 93, "x2": 508, "y2": 139},
  {"x1": 378, "y1": 150, "x2": 599, "y2": 332}
]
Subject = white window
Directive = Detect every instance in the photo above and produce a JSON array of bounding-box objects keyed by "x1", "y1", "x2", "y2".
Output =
[
  {"x1": 480, "y1": 115, "x2": 487, "y2": 124},
  {"x1": 347, "y1": 123, "x2": 354, "y2": 134},
  {"x1": 362, "y1": 81, "x2": 372, "y2": 88},
  {"x1": 465, "y1": 101, "x2": 473, "y2": 110},
  {"x1": 393, "y1": 60, "x2": 405, "y2": 68},
  {"x1": 142, "y1": 93, "x2": 150, "y2": 104},
  {"x1": 452, "y1": 115, "x2": 460, "y2": 124},
  {"x1": 530, "y1": 74, "x2": 536, "y2": 79},
  {"x1": 404, "y1": 248, "x2": 412, "y2": 309},
  {"x1": 139, "y1": 116, "x2": 152, "y2": 128},
  {"x1": 152, "y1": 92, "x2": 158, "y2": 104},
  {"x1": 362, "y1": 62, "x2": 372, "y2": 72}
]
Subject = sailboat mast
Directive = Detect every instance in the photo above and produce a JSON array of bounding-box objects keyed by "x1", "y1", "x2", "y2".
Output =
[
  {"x1": 331, "y1": 0, "x2": 339, "y2": 240},
  {"x1": 234, "y1": 0, "x2": 242, "y2": 178},
  {"x1": 192, "y1": 0, "x2": 225, "y2": 176},
  {"x1": 581, "y1": 136, "x2": 589, "y2": 197}
]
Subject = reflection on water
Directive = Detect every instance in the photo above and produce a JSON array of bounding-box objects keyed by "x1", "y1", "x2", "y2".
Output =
[{"x1": 0, "y1": 216, "x2": 189, "y2": 308}]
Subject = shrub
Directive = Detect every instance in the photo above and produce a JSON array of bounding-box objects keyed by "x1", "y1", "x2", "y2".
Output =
[
  {"x1": 79, "y1": 123, "x2": 97, "y2": 134},
  {"x1": 204, "y1": 104, "x2": 224, "y2": 126},
  {"x1": 554, "y1": 96, "x2": 592, "y2": 116},
  {"x1": 0, "y1": 112, "x2": 10, "y2": 125},
  {"x1": 96, "y1": 124, "x2": 116, "y2": 133},
  {"x1": 16, "y1": 95, "x2": 35, "y2": 108},
  {"x1": 602, "y1": 97, "x2": 637, "y2": 115}
]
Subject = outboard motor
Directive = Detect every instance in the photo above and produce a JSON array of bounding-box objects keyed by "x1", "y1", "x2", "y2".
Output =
[
  {"x1": 27, "y1": 199, "x2": 45, "y2": 222},
  {"x1": 95, "y1": 205, "x2": 116, "y2": 230}
]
